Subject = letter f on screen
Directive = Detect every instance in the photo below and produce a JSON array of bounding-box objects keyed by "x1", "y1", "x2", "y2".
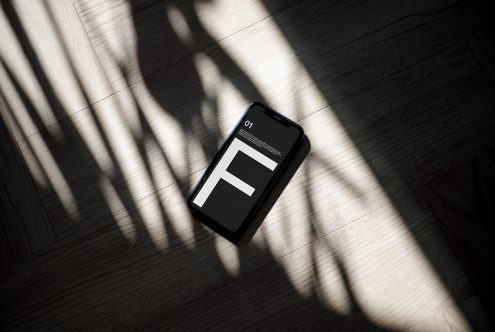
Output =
[{"x1": 192, "y1": 138, "x2": 277, "y2": 207}]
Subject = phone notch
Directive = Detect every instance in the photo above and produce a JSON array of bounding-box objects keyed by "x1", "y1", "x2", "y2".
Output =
[{"x1": 264, "y1": 109, "x2": 290, "y2": 127}]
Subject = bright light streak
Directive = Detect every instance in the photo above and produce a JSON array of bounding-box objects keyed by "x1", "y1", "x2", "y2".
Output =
[
  {"x1": 215, "y1": 236, "x2": 240, "y2": 277},
  {"x1": 167, "y1": 4, "x2": 193, "y2": 46},
  {"x1": 191, "y1": 2, "x2": 464, "y2": 327},
  {"x1": 101, "y1": 176, "x2": 136, "y2": 242},
  {"x1": 26, "y1": 134, "x2": 80, "y2": 219},
  {"x1": 2, "y1": 0, "x2": 473, "y2": 328}
]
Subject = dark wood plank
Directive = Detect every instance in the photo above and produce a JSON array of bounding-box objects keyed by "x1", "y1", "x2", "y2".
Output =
[
  {"x1": 259, "y1": 0, "x2": 492, "y2": 103},
  {"x1": 8, "y1": 0, "x2": 485, "y2": 246},
  {"x1": 3, "y1": 41, "x2": 494, "y2": 329},
  {"x1": 0, "y1": 190, "x2": 474, "y2": 331},
  {"x1": 422, "y1": 153, "x2": 495, "y2": 326},
  {"x1": 0, "y1": 117, "x2": 30, "y2": 267},
  {"x1": 33, "y1": 38, "x2": 495, "y2": 243},
  {"x1": 2, "y1": 0, "x2": 494, "y2": 330},
  {"x1": 0, "y1": 55, "x2": 104, "y2": 236},
  {"x1": 326, "y1": 42, "x2": 495, "y2": 194},
  {"x1": 74, "y1": 0, "x2": 301, "y2": 90},
  {"x1": 0, "y1": 0, "x2": 111, "y2": 140},
  {"x1": 467, "y1": 28, "x2": 495, "y2": 90},
  {"x1": 0, "y1": 110, "x2": 55, "y2": 267},
  {"x1": 76, "y1": 0, "x2": 493, "y2": 95},
  {"x1": 136, "y1": 193, "x2": 471, "y2": 332}
]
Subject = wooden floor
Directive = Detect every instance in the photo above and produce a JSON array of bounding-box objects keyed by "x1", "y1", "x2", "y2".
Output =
[{"x1": 1, "y1": 0, "x2": 495, "y2": 330}]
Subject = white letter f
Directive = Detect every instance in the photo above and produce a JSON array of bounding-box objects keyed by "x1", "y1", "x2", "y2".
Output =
[{"x1": 192, "y1": 138, "x2": 277, "y2": 207}]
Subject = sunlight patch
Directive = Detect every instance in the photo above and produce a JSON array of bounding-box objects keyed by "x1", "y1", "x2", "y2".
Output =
[
  {"x1": 192, "y1": 53, "x2": 247, "y2": 138},
  {"x1": 215, "y1": 236, "x2": 240, "y2": 277},
  {"x1": 167, "y1": 4, "x2": 193, "y2": 46},
  {"x1": 101, "y1": 176, "x2": 136, "y2": 242},
  {"x1": 29, "y1": 135, "x2": 80, "y2": 219}
]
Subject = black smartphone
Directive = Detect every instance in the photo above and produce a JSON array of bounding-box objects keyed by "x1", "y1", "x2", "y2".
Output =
[{"x1": 187, "y1": 102, "x2": 305, "y2": 238}]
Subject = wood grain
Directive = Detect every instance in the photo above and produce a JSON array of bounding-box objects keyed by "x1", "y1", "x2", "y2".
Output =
[
  {"x1": 0, "y1": 0, "x2": 111, "y2": 141},
  {"x1": 467, "y1": 28, "x2": 495, "y2": 90},
  {"x1": 75, "y1": 0, "x2": 492, "y2": 101},
  {"x1": 136, "y1": 193, "x2": 471, "y2": 331},
  {"x1": 1, "y1": 0, "x2": 495, "y2": 330},
  {"x1": 0, "y1": 108, "x2": 55, "y2": 267},
  {"x1": 406, "y1": 311, "x2": 453, "y2": 332},
  {"x1": 3, "y1": 41, "x2": 494, "y2": 327},
  {"x1": 407, "y1": 296, "x2": 492, "y2": 332},
  {"x1": 0, "y1": 189, "x2": 474, "y2": 331},
  {"x1": 422, "y1": 153, "x2": 495, "y2": 326},
  {"x1": 39, "y1": 0, "x2": 494, "y2": 243},
  {"x1": 73, "y1": 0, "x2": 301, "y2": 91},
  {"x1": 30, "y1": 40, "x2": 495, "y2": 242},
  {"x1": 443, "y1": 296, "x2": 494, "y2": 332}
]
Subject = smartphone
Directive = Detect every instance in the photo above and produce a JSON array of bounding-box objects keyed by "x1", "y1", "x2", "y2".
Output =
[{"x1": 187, "y1": 102, "x2": 304, "y2": 238}]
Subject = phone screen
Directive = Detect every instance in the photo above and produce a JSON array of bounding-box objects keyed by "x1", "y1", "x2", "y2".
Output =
[{"x1": 190, "y1": 103, "x2": 302, "y2": 233}]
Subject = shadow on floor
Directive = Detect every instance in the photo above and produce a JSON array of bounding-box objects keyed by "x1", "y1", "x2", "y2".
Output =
[{"x1": 2, "y1": 0, "x2": 495, "y2": 330}]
